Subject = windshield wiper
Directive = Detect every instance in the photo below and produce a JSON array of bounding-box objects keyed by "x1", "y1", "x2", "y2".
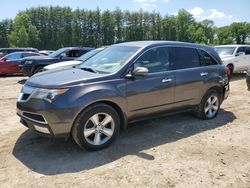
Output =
[{"x1": 80, "y1": 66, "x2": 98, "y2": 73}]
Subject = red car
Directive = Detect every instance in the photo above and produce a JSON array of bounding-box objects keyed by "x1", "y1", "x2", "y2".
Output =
[{"x1": 0, "y1": 52, "x2": 41, "y2": 75}]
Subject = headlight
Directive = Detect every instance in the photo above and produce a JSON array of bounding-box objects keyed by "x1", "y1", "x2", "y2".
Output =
[
  {"x1": 31, "y1": 88, "x2": 69, "y2": 102},
  {"x1": 25, "y1": 60, "x2": 33, "y2": 64}
]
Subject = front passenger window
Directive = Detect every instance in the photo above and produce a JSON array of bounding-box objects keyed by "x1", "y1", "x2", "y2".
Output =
[
  {"x1": 66, "y1": 50, "x2": 80, "y2": 58},
  {"x1": 134, "y1": 47, "x2": 169, "y2": 73}
]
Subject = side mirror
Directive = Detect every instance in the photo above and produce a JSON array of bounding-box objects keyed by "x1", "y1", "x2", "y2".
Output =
[
  {"x1": 125, "y1": 67, "x2": 149, "y2": 78},
  {"x1": 236, "y1": 52, "x2": 245, "y2": 56}
]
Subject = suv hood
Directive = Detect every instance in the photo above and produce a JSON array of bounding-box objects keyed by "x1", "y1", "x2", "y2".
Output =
[{"x1": 25, "y1": 68, "x2": 107, "y2": 89}]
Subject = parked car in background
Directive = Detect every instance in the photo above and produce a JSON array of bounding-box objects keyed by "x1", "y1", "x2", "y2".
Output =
[
  {"x1": 19, "y1": 47, "x2": 94, "y2": 76},
  {"x1": 39, "y1": 50, "x2": 55, "y2": 56},
  {"x1": 246, "y1": 69, "x2": 250, "y2": 90},
  {"x1": 0, "y1": 48, "x2": 39, "y2": 58},
  {"x1": 0, "y1": 52, "x2": 41, "y2": 75},
  {"x1": 43, "y1": 47, "x2": 106, "y2": 71},
  {"x1": 17, "y1": 41, "x2": 229, "y2": 150},
  {"x1": 215, "y1": 45, "x2": 250, "y2": 76}
]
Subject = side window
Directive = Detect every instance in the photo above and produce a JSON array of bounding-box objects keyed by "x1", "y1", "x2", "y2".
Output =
[
  {"x1": 237, "y1": 47, "x2": 245, "y2": 53},
  {"x1": 79, "y1": 50, "x2": 89, "y2": 56},
  {"x1": 66, "y1": 50, "x2": 80, "y2": 58},
  {"x1": 7, "y1": 53, "x2": 21, "y2": 61},
  {"x1": 245, "y1": 47, "x2": 250, "y2": 55},
  {"x1": 23, "y1": 53, "x2": 39, "y2": 58},
  {"x1": 169, "y1": 47, "x2": 200, "y2": 70},
  {"x1": 134, "y1": 47, "x2": 170, "y2": 73},
  {"x1": 199, "y1": 50, "x2": 218, "y2": 66}
]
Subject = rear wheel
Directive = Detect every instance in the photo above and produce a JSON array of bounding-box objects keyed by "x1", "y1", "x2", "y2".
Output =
[
  {"x1": 195, "y1": 90, "x2": 221, "y2": 120},
  {"x1": 72, "y1": 103, "x2": 120, "y2": 150},
  {"x1": 227, "y1": 65, "x2": 234, "y2": 79}
]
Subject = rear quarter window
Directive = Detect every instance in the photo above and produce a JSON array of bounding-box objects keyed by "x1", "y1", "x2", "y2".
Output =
[{"x1": 199, "y1": 50, "x2": 218, "y2": 66}]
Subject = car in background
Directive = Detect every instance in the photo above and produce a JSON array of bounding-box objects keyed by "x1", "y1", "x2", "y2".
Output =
[
  {"x1": 215, "y1": 45, "x2": 250, "y2": 76},
  {"x1": 39, "y1": 50, "x2": 55, "y2": 56},
  {"x1": 247, "y1": 69, "x2": 250, "y2": 91},
  {"x1": 0, "y1": 48, "x2": 39, "y2": 58},
  {"x1": 17, "y1": 41, "x2": 229, "y2": 150},
  {"x1": 0, "y1": 52, "x2": 41, "y2": 75},
  {"x1": 43, "y1": 47, "x2": 106, "y2": 71},
  {"x1": 19, "y1": 47, "x2": 94, "y2": 76}
]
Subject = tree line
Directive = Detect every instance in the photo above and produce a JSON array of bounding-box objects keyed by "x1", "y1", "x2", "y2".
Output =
[{"x1": 0, "y1": 6, "x2": 249, "y2": 50}]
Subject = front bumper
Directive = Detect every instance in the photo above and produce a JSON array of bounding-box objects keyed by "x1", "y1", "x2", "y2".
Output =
[
  {"x1": 19, "y1": 64, "x2": 33, "y2": 76},
  {"x1": 17, "y1": 98, "x2": 79, "y2": 137}
]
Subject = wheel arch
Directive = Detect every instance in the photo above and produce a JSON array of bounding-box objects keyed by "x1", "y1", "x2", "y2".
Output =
[{"x1": 71, "y1": 100, "x2": 127, "y2": 135}]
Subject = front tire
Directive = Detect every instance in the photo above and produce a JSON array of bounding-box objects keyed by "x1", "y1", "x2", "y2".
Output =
[
  {"x1": 195, "y1": 90, "x2": 221, "y2": 120},
  {"x1": 72, "y1": 103, "x2": 120, "y2": 150},
  {"x1": 33, "y1": 66, "x2": 44, "y2": 75}
]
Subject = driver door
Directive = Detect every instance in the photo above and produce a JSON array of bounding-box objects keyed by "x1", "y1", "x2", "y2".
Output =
[{"x1": 126, "y1": 47, "x2": 175, "y2": 119}]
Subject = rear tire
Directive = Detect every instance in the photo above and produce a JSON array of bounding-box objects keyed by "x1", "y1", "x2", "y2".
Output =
[
  {"x1": 227, "y1": 65, "x2": 234, "y2": 79},
  {"x1": 72, "y1": 103, "x2": 120, "y2": 151},
  {"x1": 195, "y1": 90, "x2": 221, "y2": 120}
]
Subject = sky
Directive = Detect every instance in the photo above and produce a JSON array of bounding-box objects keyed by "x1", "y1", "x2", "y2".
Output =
[{"x1": 0, "y1": 0, "x2": 249, "y2": 27}]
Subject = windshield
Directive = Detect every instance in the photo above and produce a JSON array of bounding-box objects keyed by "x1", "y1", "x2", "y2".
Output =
[
  {"x1": 80, "y1": 46, "x2": 140, "y2": 74},
  {"x1": 215, "y1": 47, "x2": 236, "y2": 56},
  {"x1": 77, "y1": 48, "x2": 105, "y2": 62},
  {"x1": 49, "y1": 48, "x2": 67, "y2": 58}
]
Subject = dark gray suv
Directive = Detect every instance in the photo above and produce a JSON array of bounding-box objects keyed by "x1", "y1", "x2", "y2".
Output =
[{"x1": 17, "y1": 41, "x2": 230, "y2": 150}]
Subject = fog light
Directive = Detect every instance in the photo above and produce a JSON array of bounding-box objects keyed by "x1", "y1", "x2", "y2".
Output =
[{"x1": 33, "y1": 125, "x2": 50, "y2": 134}]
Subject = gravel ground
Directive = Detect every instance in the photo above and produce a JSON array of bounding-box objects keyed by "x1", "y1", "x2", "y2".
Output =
[{"x1": 0, "y1": 74, "x2": 249, "y2": 188}]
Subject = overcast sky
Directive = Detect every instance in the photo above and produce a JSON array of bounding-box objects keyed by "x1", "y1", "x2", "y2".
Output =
[{"x1": 0, "y1": 0, "x2": 249, "y2": 27}]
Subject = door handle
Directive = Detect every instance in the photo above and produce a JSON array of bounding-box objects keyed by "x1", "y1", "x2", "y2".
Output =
[
  {"x1": 162, "y1": 78, "x2": 173, "y2": 83},
  {"x1": 200, "y1": 72, "x2": 208, "y2": 76}
]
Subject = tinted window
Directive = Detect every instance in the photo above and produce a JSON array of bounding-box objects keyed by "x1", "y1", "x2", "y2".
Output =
[
  {"x1": 237, "y1": 47, "x2": 245, "y2": 53},
  {"x1": 245, "y1": 47, "x2": 250, "y2": 55},
  {"x1": 199, "y1": 50, "x2": 218, "y2": 66},
  {"x1": 169, "y1": 47, "x2": 200, "y2": 70},
  {"x1": 23, "y1": 53, "x2": 40, "y2": 57},
  {"x1": 7, "y1": 53, "x2": 22, "y2": 60},
  {"x1": 66, "y1": 50, "x2": 80, "y2": 57},
  {"x1": 134, "y1": 47, "x2": 169, "y2": 73}
]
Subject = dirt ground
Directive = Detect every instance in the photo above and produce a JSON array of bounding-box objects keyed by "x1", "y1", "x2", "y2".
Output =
[{"x1": 0, "y1": 74, "x2": 249, "y2": 188}]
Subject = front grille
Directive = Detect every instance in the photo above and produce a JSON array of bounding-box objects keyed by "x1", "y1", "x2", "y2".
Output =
[{"x1": 22, "y1": 112, "x2": 47, "y2": 124}]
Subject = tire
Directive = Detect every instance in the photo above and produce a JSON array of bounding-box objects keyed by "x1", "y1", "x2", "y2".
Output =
[
  {"x1": 195, "y1": 90, "x2": 221, "y2": 120},
  {"x1": 33, "y1": 66, "x2": 44, "y2": 75},
  {"x1": 72, "y1": 103, "x2": 120, "y2": 151},
  {"x1": 227, "y1": 65, "x2": 233, "y2": 79}
]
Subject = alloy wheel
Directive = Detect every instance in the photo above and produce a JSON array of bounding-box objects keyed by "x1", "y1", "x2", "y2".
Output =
[
  {"x1": 204, "y1": 95, "x2": 219, "y2": 118},
  {"x1": 84, "y1": 113, "x2": 115, "y2": 146}
]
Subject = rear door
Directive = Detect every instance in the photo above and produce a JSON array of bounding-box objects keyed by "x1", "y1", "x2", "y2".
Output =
[
  {"x1": 169, "y1": 47, "x2": 205, "y2": 107},
  {"x1": 126, "y1": 46, "x2": 175, "y2": 118}
]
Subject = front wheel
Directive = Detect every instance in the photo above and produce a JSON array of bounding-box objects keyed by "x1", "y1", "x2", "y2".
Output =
[
  {"x1": 72, "y1": 103, "x2": 120, "y2": 150},
  {"x1": 195, "y1": 90, "x2": 221, "y2": 120}
]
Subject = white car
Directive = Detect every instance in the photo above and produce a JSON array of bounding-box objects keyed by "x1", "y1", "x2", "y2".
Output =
[
  {"x1": 43, "y1": 47, "x2": 106, "y2": 71},
  {"x1": 215, "y1": 45, "x2": 250, "y2": 75}
]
